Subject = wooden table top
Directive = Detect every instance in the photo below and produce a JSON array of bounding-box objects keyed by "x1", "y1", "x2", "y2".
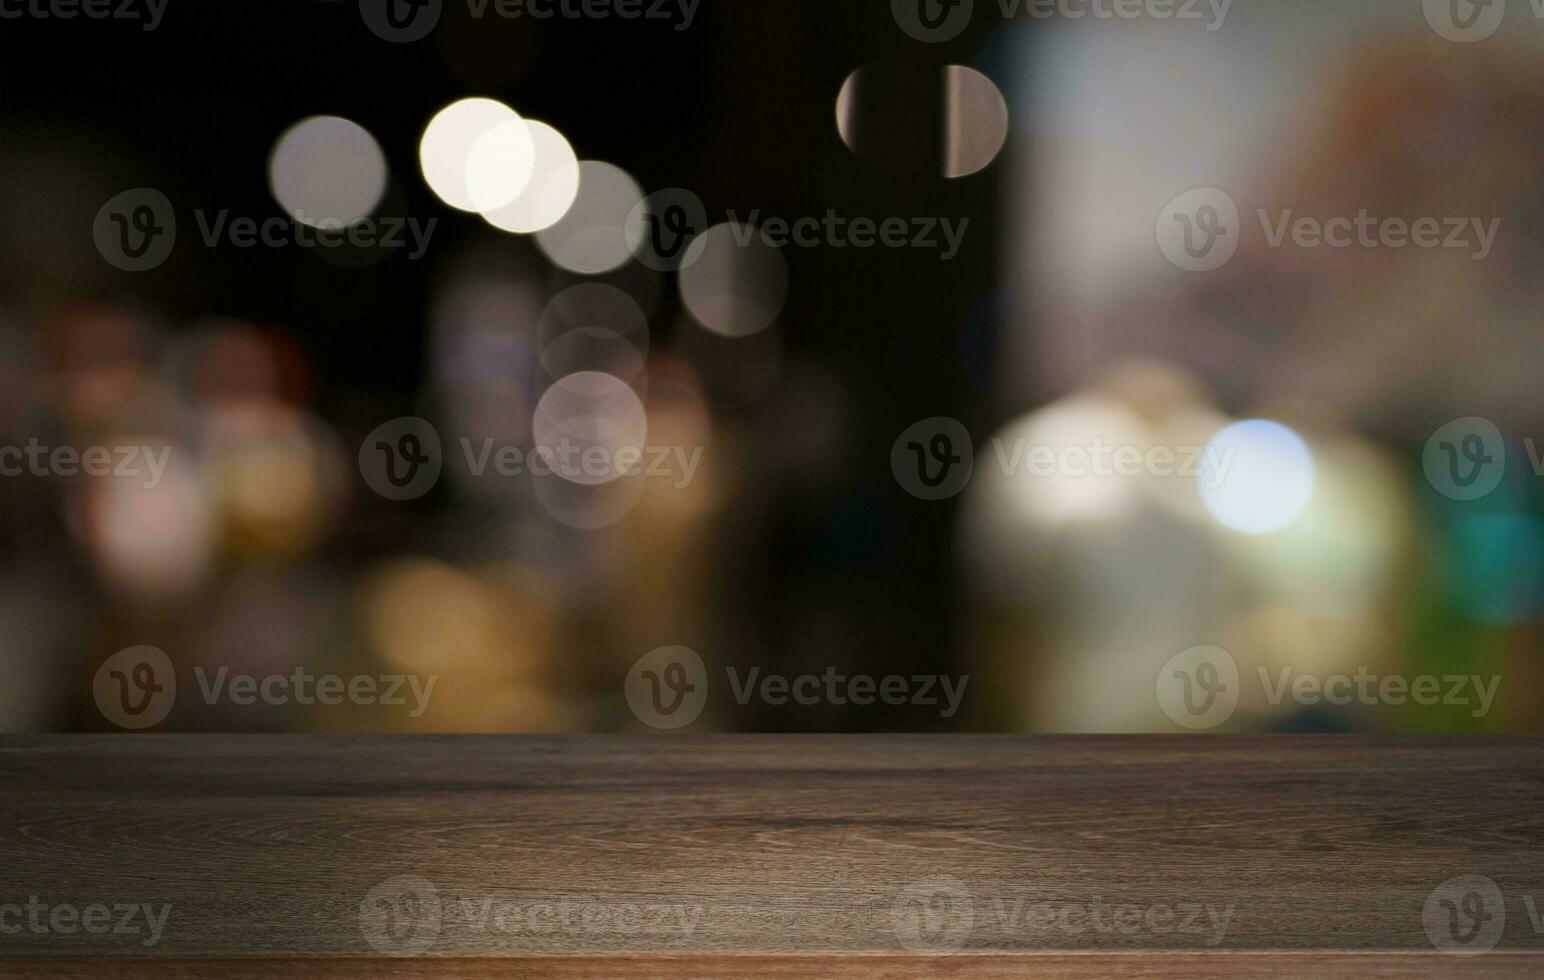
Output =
[{"x1": 2, "y1": 735, "x2": 1541, "y2": 977}]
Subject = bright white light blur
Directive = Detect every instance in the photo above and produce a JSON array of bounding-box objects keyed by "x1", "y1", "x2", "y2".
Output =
[
  {"x1": 1199, "y1": 419, "x2": 1315, "y2": 535},
  {"x1": 678, "y1": 222, "x2": 788, "y2": 337},
  {"x1": 533, "y1": 161, "x2": 644, "y2": 274},
  {"x1": 419, "y1": 98, "x2": 531, "y2": 212},
  {"x1": 481, "y1": 120, "x2": 580, "y2": 234},
  {"x1": 465, "y1": 119, "x2": 536, "y2": 211},
  {"x1": 268, "y1": 116, "x2": 387, "y2": 228}
]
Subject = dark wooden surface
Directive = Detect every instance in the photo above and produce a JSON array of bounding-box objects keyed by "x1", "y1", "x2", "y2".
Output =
[{"x1": 1, "y1": 736, "x2": 1541, "y2": 977}]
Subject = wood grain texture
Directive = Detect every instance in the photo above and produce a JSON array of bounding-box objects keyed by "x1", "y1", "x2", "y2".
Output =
[{"x1": 0, "y1": 735, "x2": 1541, "y2": 976}]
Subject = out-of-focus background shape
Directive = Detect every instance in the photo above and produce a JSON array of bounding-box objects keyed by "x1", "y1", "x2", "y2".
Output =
[{"x1": 1, "y1": 0, "x2": 1539, "y2": 732}]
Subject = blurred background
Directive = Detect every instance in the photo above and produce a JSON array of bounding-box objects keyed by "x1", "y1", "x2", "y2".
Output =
[{"x1": 1, "y1": 0, "x2": 1540, "y2": 732}]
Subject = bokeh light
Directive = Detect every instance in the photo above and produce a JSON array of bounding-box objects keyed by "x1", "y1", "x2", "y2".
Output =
[
  {"x1": 481, "y1": 120, "x2": 580, "y2": 234},
  {"x1": 943, "y1": 65, "x2": 1009, "y2": 178},
  {"x1": 1199, "y1": 420, "x2": 1316, "y2": 535},
  {"x1": 533, "y1": 161, "x2": 644, "y2": 274},
  {"x1": 677, "y1": 222, "x2": 787, "y2": 338},
  {"x1": 268, "y1": 115, "x2": 387, "y2": 228},
  {"x1": 419, "y1": 97, "x2": 532, "y2": 213}
]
